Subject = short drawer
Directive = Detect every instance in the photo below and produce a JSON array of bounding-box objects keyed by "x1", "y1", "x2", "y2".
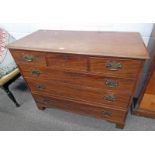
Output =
[
  {"x1": 89, "y1": 57, "x2": 143, "y2": 78},
  {"x1": 27, "y1": 79, "x2": 131, "y2": 109},
  {"x1": 20, "y1": 66, "x2": 135, "y2": 94},
  {"x1": 33, "y1": 94, "x2": 127, "y2": 123},
  {"x1": 11, "y1": 50, "x2": 46, "y2": 66},
  {"x1": 46, "y1": 53, "x2": 87, "y2": 72}
]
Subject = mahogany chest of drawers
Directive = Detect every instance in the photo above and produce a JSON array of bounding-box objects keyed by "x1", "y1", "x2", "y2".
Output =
[{"x1": 8, "y1": 30, "x2": 149, "y2": 129}]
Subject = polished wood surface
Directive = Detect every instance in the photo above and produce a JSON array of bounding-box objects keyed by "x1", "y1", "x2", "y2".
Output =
[
  {"x1": 46, "y1": 53, "x2": 88, "y2": 72},
  {"x1": 145, "y1": 69, "x2": 155, "y2": 94},
  {"x1": 133, "y1": 25, "x2": 155, "y2": 119},
  {"x1": 19, "y1": 65, "x2": 136, "y2": 94},
  {"x1": 90, "y1": 57, "x2": 143, "y2": 79},
  {"x1": 33, "y1": 94, "x2": 127, "y2": 127},
  {"x1": 9, "y1": 30, "x2": 148, "y2": 129},
  {"x1": 136, "y1": 61, "x2": 155, "y2": 113},
  {"x1": 11, "y1": 50, "x2": 46, "y2": 66},
  {"x1": 25, "y1": 78, "x2": 132, "y2": 109},
  {"x1": 8, "y1": 30, "x2": 149, "y2": 59},
  {"x1": 139, "y1": 94, "x2": 155, "y2": 110}
]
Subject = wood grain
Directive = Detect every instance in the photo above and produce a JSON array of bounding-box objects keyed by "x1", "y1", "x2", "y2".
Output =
[
  {"x1": 133, "y1": 25, "x2": 155, "y2": 119},
  {"x1": 137, "y1": 62, "x2": 155, "y2": 112},
  {"x1": 33, "y1": 94, "x2": 127, "y2": 125},
  {"x1": 145, "y1": 69, "x2": 155, "y2": 94},
  {"x1": 11, "y1": 50, "x2": 46, "y2": 66},
  {"x1": 26, "y1": 78, "x2": 132, "y2": 109},
  {"x1": 90, "y1": 57, "x2": 143, "y2": 79},
  {"x1": 19, "y1": 65, "x2": 136, "y2": 94},
  {"x1": 8, "y1": 30, "x2": 149, "y2": 59},
  {"x1": 46, "y1": 53, "x2": 88, "y2": 72},
  {"x1": 139, "y1": 94, "x2": 155, "y2": 110}
]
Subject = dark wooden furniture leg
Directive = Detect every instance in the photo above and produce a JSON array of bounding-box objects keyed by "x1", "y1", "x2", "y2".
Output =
[
  {"x1": 1, "y1": 73, "x2": 21, "y2": 107},
  {"x1": 2, "y1": 85, "x2": 20, "y2": 107}
]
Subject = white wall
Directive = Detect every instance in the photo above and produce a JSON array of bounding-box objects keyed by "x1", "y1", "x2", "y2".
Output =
[{"x1": 0, "y1": 23, "x2": 154, "y2": 47}]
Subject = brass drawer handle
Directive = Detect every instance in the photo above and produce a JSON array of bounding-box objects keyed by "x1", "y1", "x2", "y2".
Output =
[
  {"x1": 104, "y1": 94, "x2": 116, "y2": 102},
  {"x1": 32, "y1": 70, "x2": 41, "y2": 76},
  {"x1": 102, "y1": 111, "x2": 112, "y2": 116},
  {"x1": 23, "y1": 55, "x2": 34, "y2": 62},
  {"x1": 36, "y1": 84, "x2": 46, "y2": 90},
  {"x1": 105, "y1": 80, "x2": 118, "y2": 88},
  {"x1": 106, "y1": 62, "x2": 122, "y2": 71}
]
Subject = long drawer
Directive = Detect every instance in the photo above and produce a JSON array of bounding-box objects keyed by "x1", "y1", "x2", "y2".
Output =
[
  {"x1": 19, "y1": 65, "x2": 135, "y2": 94},
  {"x1": 89, "y1": 57, "x2": 143, "y2": 79},
  {"x1": 33, "y1": 94, "x2": 127, "y2": 124},
  {"x1": 26, "y1": 78, "x2": 131, "y2": 109}
]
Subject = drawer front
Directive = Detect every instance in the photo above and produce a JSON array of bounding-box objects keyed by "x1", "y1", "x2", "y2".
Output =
[
  {"x1": 90, "y1": 57, "x2": 143, "y2": 78},
  {"x1": 27, "y1": 79, "x2": 131, "y2": 109},
  {"x1": 33, "y1": 94, "x2": 127, "y2": 123},
  {"x1": 46, "y1": 53, "x2": 87, "y2": 72},
  {"x1": 11, "y1": 50, "x2": 46, "y2": 66},
  {"x1": 20, "y1": 66, "x2": 135, "y2": 94}
]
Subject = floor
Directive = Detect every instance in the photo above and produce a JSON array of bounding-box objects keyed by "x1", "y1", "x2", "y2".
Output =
[{"x1": 0, "y1": 77, "x2": 155, "y2": 131}]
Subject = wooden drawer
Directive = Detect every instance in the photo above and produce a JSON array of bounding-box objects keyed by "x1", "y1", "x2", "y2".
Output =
[
  {"x1": 11, "y1": 50, "x2": 46, "y2": 66},
  {"x1": 20, "y1": 66, "x2": 135, "y2": 94},
  {"x1": 33, "y1": 94, "x2": 127, "y2": 124},
  {"x1": 46, "y1": 53, "x2": 87, "y2": 72},
  {"x1": 90, "y1": 57, "x2": 143, "y2": 78},
  {"x1": 26, "y1": 78, "x2": 131, "y2": 109}
]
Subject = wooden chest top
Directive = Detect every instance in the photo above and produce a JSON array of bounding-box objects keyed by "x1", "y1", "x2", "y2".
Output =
[{"x1": 8, "y1": 30, "x2": 149, "y2": 59}]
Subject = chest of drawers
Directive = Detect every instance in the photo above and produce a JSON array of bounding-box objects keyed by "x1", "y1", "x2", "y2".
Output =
[{"x1": 8, "y1": 30, "x2": 149, "y2": 129}]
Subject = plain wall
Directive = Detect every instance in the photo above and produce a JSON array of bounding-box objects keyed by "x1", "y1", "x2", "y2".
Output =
[{"x1": 0, "y1": 23, "x2": 154, "y2": 46}]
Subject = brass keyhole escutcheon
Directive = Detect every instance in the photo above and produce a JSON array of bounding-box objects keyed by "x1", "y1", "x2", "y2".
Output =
[{"x1": 36, "y1": 84, "x2": 46, "y2": 90}]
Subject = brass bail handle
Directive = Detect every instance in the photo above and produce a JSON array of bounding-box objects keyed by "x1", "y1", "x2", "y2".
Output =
[
  {"x1": 105, "y1": 80, "x2": 118, "y2": 88},
  {"x1": 104, "y1": 94, "x2": 116, "y2": 102},
  {"x1": 23, "y1": 55, "x2": 34, "y2": 62},
  {"x1": 106, "y1": 62, "x2": 123, "y2": 71},
  {"x1": 32, "y1": 70, "x2": 41, "y2": 76},
  {"x1": 102, "y1": 111, "x2": 112, "y2": 116}
]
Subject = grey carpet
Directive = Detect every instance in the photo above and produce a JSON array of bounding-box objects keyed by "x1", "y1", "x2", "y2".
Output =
[{"x1": 0, "y1": 77, "x2": 155, "y2": 131}]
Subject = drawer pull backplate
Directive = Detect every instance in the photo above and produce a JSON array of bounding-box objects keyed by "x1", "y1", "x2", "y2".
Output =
[
  {"x1": 104, "y1": 94, "x2": 116, "y2": 102},
  {"x1": 105, "y1": 80, "x2": 118, "y2": 88},
  {"x1": 106, "y1": 62, "x2": 122, "y2": 71},
  {"x1": 23, "y1": 55, "x2": 34, "y2": 62},
  {"x1": 102, "y1": 111, "x2": 112, "y2": 116},
  {"x1": 32, "y1": 70, "x2": 41, "y2": 76}
]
